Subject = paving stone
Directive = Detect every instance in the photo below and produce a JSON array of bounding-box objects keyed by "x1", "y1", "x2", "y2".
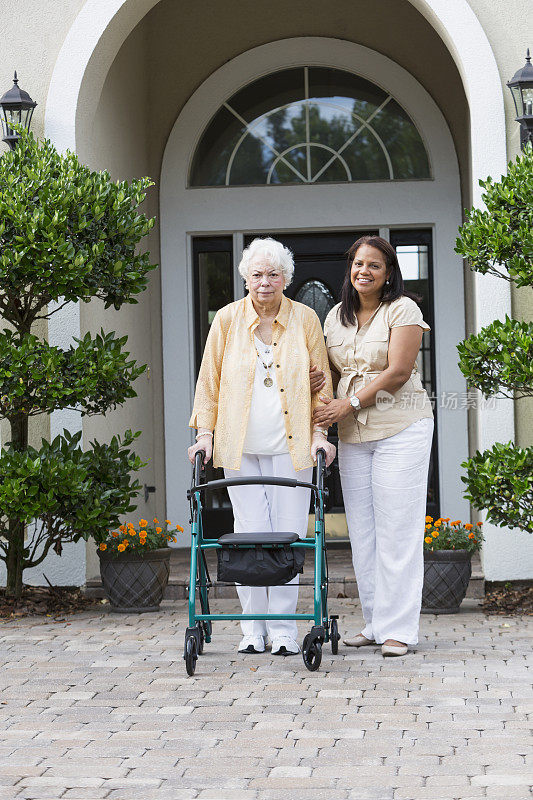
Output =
[{"x1": 0, "y1": 598, "x2": 530, "y2": 800}]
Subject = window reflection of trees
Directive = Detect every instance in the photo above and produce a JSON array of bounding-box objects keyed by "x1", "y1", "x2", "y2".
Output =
[{"x1": 190, "y1": 68, "x2": 430, "y2": 187}]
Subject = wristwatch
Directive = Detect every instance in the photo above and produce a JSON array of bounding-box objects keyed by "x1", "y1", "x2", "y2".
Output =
[{"x1": 349, "y1": 395, "x2": 362, "y2": 413}]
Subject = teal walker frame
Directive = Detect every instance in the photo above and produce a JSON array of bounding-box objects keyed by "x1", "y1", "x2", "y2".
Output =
[{"x1": 184, "y1": 449, "x2": 340, "y2": 674}]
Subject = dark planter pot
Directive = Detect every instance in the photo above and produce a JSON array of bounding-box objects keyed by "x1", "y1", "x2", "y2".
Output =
[
  {"x1": 98, "y1": 547, "x2": 171, "y2": 613},
  {"x1": 421, "y1": 549, "x2": 472, "y2": 614}
]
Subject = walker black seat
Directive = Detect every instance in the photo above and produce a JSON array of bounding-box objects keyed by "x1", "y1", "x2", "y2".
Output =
[
  {"x1": 218, "y1": 532, "x2": 299, "y2": 545},
  {"x1": 217, "y1": 531, "x2": 304, "y2": 586}
]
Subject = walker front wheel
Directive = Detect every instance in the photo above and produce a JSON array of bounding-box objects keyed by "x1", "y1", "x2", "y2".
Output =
[{"x1": 302, "y1": 633, "x2": 322, "y2": 671}]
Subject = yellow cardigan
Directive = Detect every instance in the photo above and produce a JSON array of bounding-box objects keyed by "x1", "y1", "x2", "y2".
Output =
[{"x1": 189, "y1": 294, "x2": 333, "y2": 471}]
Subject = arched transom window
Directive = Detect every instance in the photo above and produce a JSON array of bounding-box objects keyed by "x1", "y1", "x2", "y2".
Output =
[{"x1": 190, "y1": 67, "x2": 431, "y2": 186}]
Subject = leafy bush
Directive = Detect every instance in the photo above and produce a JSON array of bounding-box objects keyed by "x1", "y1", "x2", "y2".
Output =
[
  {"x1": 461, "y1": 443, "x2": 533, "y2": 533},
  {"x1": 456, "y1": 144, "x2": 533, "y2": 288},
  {"x1": 455, "y1": 144, "x2": 533, "y2": 534},
  {"x1": 457, "y1": 317, "x2": 533, "y2": 398},
  {"x1": 0, "y1": 129, "x2": 156, "y2": 596}
]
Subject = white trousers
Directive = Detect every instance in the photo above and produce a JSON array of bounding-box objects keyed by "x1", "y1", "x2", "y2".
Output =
[
  {"x1": 224, "y1": 453, "x2": 312, "y2": 640},
  {"x1": 339, "y1": 418, "x2": 434, "y2": 646}
]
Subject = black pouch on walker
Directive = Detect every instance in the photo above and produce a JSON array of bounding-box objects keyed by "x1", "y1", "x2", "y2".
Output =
[{"x1": 217, "y1": 532, "x2": 305, "y2": 586}]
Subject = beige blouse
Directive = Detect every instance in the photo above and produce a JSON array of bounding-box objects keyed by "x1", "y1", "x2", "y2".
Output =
[
  {"x1": 189, "y1": 294, "x2": 333, "y2": 471},
  {"x1": 323, "y1": 295, "x2": 433, "y2": 443}
]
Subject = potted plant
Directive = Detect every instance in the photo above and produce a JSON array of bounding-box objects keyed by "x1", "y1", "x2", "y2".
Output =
[
  {"x1": 422, "y1": 517, "x2": 484, "y2": 614},
  {"x1": 96, "y1": 518, "x2": 183, "y2": 612}
]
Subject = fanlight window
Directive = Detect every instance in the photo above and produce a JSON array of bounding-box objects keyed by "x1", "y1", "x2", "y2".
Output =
[{"x1": 190, "y1": 67, "x2": 430, "y2": 186}]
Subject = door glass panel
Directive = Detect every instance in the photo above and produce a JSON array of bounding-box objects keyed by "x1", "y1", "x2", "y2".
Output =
[
  {"x1": 395, "y1": 243, "x2": 431, "y2": 394},
  {"x1": 294, "y1": 279, "x2": 336, "y2": 326},
  {"x1": 193, "y1": 238, "x2": 234, "y2": 531},
  {"x1": 391, "y1": 231, "x2": 439, "y2": 518}
]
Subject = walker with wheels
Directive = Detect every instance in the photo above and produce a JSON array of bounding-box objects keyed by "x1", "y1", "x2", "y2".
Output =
[{"x1": 184, "y1": 448, "x2": 340, "y2": 675}]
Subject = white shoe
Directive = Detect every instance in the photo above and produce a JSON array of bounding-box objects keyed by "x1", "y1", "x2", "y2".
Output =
[
  {"x1": 381, "y1": 643, "x2": 408, "y2": 657},
  {"x1": 343, "y1": 633, "x2": 375, "y2": 647},
  {"x1": 271, "y1": 636, "x2": 300, "y2": 656},
  {"x1": 238, "y1": 635, "x2": 266, "y2": 654}
]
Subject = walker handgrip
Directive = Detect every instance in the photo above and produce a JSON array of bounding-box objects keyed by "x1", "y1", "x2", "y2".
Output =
[
  {"x1": 316, "y1": 448, "x2": 326, "y2": 493},
  {"x1": 193, "y1": 450, "x2": 204, "y2": 484}
]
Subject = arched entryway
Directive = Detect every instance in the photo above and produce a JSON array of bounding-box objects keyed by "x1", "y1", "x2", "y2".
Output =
[{"x1": 160, "y1": 38, "x2": 467, "y2": 537}]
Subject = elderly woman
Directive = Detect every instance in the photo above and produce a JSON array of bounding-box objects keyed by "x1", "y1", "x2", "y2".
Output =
[
  {"x1": 313, "y1": 235, "x2": 434, "y2": 657},
  {"x1": 188, "y1": 237, "x2": 335, "y2": 657}
]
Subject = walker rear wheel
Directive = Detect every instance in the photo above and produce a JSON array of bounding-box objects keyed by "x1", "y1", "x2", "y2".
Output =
[
  {"x1": 185, "y1": 634, "x2": 198, "y2": 676},
  {"x1": 330, "y1": 617, "x2": 339, "y2": 655}
]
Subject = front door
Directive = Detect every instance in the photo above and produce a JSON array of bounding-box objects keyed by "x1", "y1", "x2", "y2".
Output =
[{"x1": 193, "y1": 229, "x2": 439, "y2": 537}]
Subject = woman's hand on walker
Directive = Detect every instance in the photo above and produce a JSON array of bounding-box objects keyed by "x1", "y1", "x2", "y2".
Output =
[
  {"x1": 313, "y1": 396, "x2": 352, "y2": 426},
  {"x1": 311, "y1": 433, "x2": 336, "y2": 467},
  {"x1": 309, "y1": 365, "x2": 326, "y2": 394},
  {"x1": 188, "y1": 436, "x2": 213, "y2": 465}
]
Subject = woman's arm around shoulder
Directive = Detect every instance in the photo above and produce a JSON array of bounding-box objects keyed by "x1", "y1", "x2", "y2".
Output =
[{"x1": 301, "y1": 305, "x2": 333, "y2": 405}]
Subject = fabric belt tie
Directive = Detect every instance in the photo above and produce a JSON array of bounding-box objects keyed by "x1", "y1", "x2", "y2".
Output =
[{"x1": 339, "y1": 369, "x2": 382, "y2": 425}]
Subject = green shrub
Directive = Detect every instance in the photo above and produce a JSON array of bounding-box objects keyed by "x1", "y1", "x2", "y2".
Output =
[{"x1": 0, "y1": 129, "x2": 156, "y2": 596}]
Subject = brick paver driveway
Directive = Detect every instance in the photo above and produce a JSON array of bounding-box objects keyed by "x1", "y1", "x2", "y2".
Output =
[{"x1": 0, "y1": 598, "x2": 531, "y2": 800}]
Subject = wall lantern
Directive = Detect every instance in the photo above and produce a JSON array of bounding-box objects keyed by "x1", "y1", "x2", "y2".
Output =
[
  {"x1": 507, "y1": 50, "x2": 533, "y2": 148},
  {"x1": 0, "y1": 72, "x2": 37, "y2": 150}
]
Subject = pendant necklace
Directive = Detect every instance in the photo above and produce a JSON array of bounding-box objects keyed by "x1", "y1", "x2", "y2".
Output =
[{"x1": 255, "y1": 328, "x2": 274, "y2": 388}]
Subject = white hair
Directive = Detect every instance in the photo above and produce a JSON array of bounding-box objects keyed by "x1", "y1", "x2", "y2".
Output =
[{"x1": 238, "y1": 237, "x2": 295, "y2": 288}]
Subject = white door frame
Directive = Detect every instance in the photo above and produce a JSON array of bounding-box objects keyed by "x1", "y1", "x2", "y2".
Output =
[{"x1": 160, "y1": 38, "x2": 468, "y2": 542}]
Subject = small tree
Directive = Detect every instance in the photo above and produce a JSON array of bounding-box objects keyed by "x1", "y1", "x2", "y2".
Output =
[
  {"x1": 0, "y1": 129, "x2": 156, "y2": 596},
  {"x1": 455, "y1": 144, "x2": 533, "y2": 533}
]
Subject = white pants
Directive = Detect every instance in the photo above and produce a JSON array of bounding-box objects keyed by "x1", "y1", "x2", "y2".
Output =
[
  {"x1": 224, "y1": 453, "x2": 312, "y2": 640},
  {"x1": 339, "y1": 418, "x2": 434, "y2": 646}
]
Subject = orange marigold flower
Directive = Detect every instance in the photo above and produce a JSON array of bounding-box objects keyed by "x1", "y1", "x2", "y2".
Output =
[
  {"x1": 424, "y1": 537, "x2": 432, "y2": 544},
  {"x1": 465, "y1": 523, "x2": 473, "y2": 530},
  {"x1": 425, "y1": 524, "x2": 431, "y2": 530},
  {"x1": 425, "y1": 516, "x2": 433, "y2": 523},
  {"x1": 111, "y1": 531, "x2": 119, "y2": 538},
  {"x1": 443, "y1": 518, "x2": 450, "y2": 522},
  {"x1": 139, "y1": 530, "x2": 147, "y2": 536},
  {"x1": 156, "y1": 527, "x2": 162, "y2": 534},
  {"x1": 175, "y1": 524, "x2": 184, "y2": 532},
  {"x1": 165, "y1": 519, "x2": 171, "y2": 525},
  {"x1": 172, "y1": 537, "x2": 177, "y2": 543},
  {"x1": 119, "y1": 524, "x2": 126, "y2": 533},
  {"x1": 476, "y1": 521, "x2": 483, "y2": 527},
  {"x1": 139, "y1": 537, "x2": 147, "y2": 545},
  {"x1": 451, "y1": 520, "x2": 460, "y2": 527},
  {"x1": 139, "y1": 519, "x2": 148, "y2": 527},
  {"x1": 99, "y1": 543, "x2": 107, "y2": 551},
  {"x1": 118, "y1": 543, "x2": 126, "y2": 552},
  {"x1": 434, "y1": 520, "x2": 442, "y2": 527},
  {"x1": 123, "y1": 539, "x2": 129, "y2": 547},
  {"x1": 153, "y1": 518, "x2": 159, "y2": 524},
  {"x1": 468, "y1": 532, "x2": 475, "y2": 539},
  {"x1": 432, "y1": 531, "x2": 439, "y2": 538}
]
